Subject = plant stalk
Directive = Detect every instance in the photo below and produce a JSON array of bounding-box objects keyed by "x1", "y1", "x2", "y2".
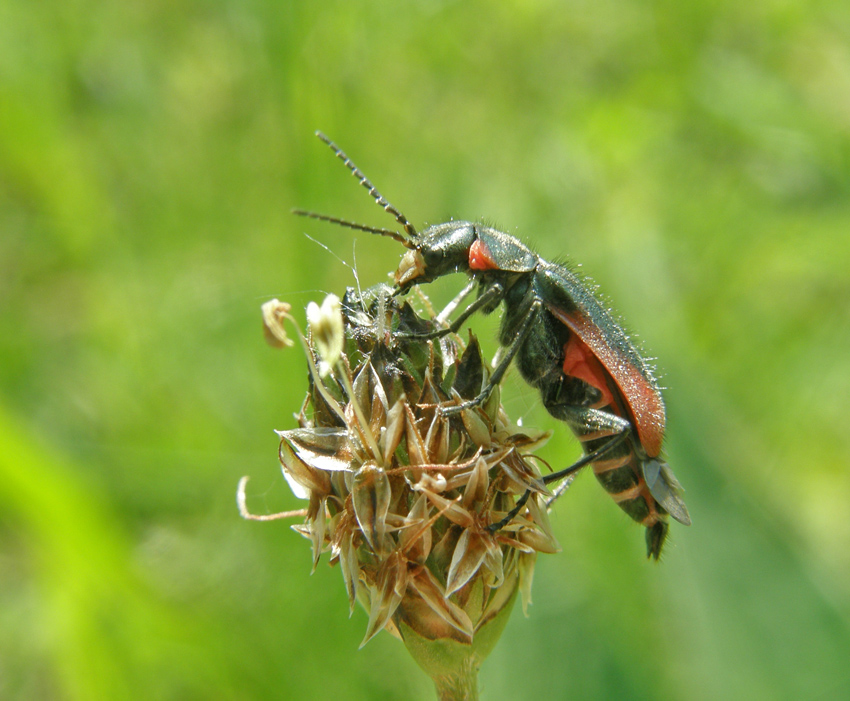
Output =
[{"x1": 432, "y1": 658, "x2": 480, "y2": 701}]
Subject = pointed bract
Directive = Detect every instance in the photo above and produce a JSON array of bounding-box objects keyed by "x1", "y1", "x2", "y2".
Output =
[{"x1": 247, "y1": 288, "x2": 565, "y2": 670}]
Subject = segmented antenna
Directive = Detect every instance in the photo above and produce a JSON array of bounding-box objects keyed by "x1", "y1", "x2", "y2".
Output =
[
  {"x1": 291, "y1": 209, "x2": 413, "y2": 248},
  {"x1": 314, "y1": 131, "x2": 418, "y2": 240}
]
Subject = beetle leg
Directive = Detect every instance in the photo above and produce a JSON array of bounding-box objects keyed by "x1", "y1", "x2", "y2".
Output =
[
  {"x1": 435, "y1": 277, "x2": 477, "y2": 325},
  {"x1": 545, "y1": 474, "x2": 575, "y2": 508},
  {"x1": 441, "y1": 298, "x2": 542, "y2": 416},
  {"x1": 489, "y1": 489, "x2": 532, "y2": 531},
  {"x1": 487, "y1": 420, "x2": 629, "y2": 532},
  {"x1": 540, "y1": 406, "x2": 631, "y2": 485},
  {"x1": 395, "y1": 279, "x2": 505, "y2": 340}
]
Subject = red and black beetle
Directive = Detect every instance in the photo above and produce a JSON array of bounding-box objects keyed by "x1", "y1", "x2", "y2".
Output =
[{"x1": 295, "y1": 132, "x2": 690, "y2": 559}]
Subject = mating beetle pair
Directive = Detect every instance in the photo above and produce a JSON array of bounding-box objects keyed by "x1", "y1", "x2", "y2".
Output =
[{"x1": 296, "y1": 132, "x2": 690, "y2": 559}]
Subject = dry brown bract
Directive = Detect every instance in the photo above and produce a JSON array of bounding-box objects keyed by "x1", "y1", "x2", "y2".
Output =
[{"x1": 242, "y1": 288, "x2": 561, "y2": 675}]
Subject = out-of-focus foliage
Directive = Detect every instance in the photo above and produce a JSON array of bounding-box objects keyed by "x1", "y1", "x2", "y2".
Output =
[{"x1": 1, "y1": 1, "x2": 849, "y2": 699}]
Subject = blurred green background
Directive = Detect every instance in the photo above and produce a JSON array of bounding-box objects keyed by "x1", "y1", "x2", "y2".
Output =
[{"x1": 2, "y1": 1, "x2": 849, "y2": 699}]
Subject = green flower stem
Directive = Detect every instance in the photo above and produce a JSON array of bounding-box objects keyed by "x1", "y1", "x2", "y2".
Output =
[{"x1": 432, "y1": 658, "x2": 480, "y2": 701}]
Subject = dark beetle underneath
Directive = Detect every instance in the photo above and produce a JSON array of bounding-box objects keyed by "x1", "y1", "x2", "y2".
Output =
[{"x1": 296, "y1": 132, "x2": 690, "y2": 559}]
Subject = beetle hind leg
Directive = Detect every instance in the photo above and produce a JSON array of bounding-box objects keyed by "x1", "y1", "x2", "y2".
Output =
[{"x1": 486, "y1": 414, "x2": 630, "y2": 532}]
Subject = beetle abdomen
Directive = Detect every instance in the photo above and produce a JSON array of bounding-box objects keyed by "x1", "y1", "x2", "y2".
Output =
[{"x1": 581, "y1": 429, "x2": 669, "y2": 559}]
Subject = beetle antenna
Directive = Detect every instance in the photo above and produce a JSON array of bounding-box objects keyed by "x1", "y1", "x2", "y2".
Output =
[
  {"x1": 292, "y1": 209, "x2": 414, "y2": 248},
  {"x1": 314, "y1": 131, "x2": 418, "y2": 240}
]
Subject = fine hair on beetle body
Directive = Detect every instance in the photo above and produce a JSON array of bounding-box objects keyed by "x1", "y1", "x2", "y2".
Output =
[{"x1": 294, "y1": 131, "x2": 690, "y2": 559}]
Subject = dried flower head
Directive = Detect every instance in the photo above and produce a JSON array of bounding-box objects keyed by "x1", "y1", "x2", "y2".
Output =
[
  {"x1": 261, "y1": 299, "x2": 295, "y2": 349},
  {"x1": 241, "y1": 285, "x2": 564, "y2": 691}
]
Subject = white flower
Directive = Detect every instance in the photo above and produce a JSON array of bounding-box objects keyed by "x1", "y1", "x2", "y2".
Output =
[{"x1": 306, "y1": 294, "x2": 344, "y2": 377}]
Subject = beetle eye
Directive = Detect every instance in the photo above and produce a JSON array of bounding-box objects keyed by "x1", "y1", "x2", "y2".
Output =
[{"x1": 421, "y1": 246, "x2": 444, "y2": 268}]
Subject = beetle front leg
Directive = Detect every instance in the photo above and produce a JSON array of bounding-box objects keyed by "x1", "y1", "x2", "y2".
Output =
[{"x1": 395, "y1": 279, "x2": 505, "y2": 341}]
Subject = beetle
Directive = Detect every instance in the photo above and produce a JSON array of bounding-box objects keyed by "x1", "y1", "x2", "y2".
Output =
[{"x1": 295, "y1": 132, "x2": 690, "y2": 558}]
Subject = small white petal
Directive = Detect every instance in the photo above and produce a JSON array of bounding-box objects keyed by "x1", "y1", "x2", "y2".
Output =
[{"x1": 307, "y1": 294, "x2": 344, "y2": 371}]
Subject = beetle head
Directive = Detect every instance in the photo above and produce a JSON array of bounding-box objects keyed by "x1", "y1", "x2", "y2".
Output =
[{"x1": 395, "y1": 221, "x2": 477, "y2": 288}]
